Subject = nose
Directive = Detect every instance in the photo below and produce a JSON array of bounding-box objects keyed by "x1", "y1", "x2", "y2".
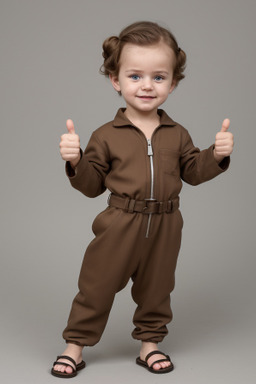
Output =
[{"x1": 141, "y1": 77, "x2": 153, "y2": 91}]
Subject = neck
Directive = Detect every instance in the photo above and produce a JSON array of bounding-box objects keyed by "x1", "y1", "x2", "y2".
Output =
[{"x1": 124, "y1": 108, "x2": 160, "y2": 128}]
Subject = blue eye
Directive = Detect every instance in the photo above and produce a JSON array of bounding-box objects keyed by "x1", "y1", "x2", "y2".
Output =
[
  {"x1": 154, "y1": 76, "x2": 164, "y2": 82},
  {"x1": 130, "y1": 74, "x2": 140, "y2": 80}
]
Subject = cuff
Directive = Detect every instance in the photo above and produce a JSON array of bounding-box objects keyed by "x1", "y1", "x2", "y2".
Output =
[
  {"x1": 211, "y1": 144, "x2": 230, "y2": 172},
  {"x1": 65, "y1": 148, "x2": 83, "y2": 178}
]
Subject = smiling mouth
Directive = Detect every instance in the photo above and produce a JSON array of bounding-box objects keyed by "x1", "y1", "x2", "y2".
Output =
[{"x1": 137, "y1": 96, "x2": 156, "y2": 99}]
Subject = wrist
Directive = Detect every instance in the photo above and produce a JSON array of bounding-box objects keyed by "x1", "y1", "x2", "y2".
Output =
[
  {"x1": 213, "y1": 148, "x2": 225, "y2": 164},
  {"x1": 70, "y1": 155, "x2": 80, "y2": 169}
]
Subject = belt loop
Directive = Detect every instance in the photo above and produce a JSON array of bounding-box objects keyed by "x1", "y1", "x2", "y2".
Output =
[
  {"x1": 128, "y1": 198, "x2": 136, "y2": 213},
  {"x1": 123, "y1": 197, "x2": 130, "y2": 211},
  {"x1": 158, "y1": 201, "x2": 164, "y2": 213},
  {"x1": 167, "y1": 200, "x2": 173, "y2": 213}
]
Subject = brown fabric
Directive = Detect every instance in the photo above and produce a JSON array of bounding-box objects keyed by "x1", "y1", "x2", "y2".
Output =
[
  {"x1": 63, "y1": 206, "x2": 183, "y2": 345},
  {"x1": 107, "y1": 193, "x2": 179, "y2": 214},
  {"x1": 62, "y1": 108, "x2": 230, "y2": 346},
  {"x1": 66, "y1": 108, "x2": 230, "y2": 200}
]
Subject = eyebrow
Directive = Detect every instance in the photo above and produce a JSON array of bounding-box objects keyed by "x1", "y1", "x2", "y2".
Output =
[{"x1": 125, "y1": 70, "x2": 170, "y2": 75}]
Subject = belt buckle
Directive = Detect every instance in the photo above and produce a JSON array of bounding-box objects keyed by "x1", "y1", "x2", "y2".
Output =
[{"x1": 143, "y1": 198, "x2": 157, "y2": 214}]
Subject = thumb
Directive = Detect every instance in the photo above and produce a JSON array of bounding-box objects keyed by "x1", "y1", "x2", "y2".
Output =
[
  {"x1": 220, "y1": 118, "x2": 230, "y2": 132},
  {"x1": 66, "y1": 119, "x2": 76, "y2": 134}
]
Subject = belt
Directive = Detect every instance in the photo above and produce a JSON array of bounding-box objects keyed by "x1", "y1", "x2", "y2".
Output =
[{"x1": 107, "y1": 194, "x2": 179, "y2": 214}]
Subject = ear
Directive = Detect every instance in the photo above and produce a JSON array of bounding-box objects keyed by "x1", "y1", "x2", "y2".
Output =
[
  {"x1": 109, "y1": 74, "x2": 121, "y2": 92},
  {"x1": 169, "y1": 80, "x2": 177, "y2": 94}
]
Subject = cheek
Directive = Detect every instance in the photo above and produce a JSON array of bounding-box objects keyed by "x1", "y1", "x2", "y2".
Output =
[
  {"x1": 123, "y1": 83, "x2": 136, "y2": 95},
  {"x1": 158, "y1": 85, "x2": 172, "y2": 97}
]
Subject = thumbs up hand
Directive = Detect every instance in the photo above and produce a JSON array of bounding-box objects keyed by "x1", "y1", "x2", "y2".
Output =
[
  {"x1": 213, "y1": 118, "x2": 234, "y2": 163},
  {"x1": 59, "y1": 119, "x2": 81, "y2": 168}
]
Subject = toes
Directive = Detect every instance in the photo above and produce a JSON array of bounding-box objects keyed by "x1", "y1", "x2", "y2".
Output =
[
  {"x1": 65, "y1": 366, "x2": 73, "y2": 374},
  {"x1": 152, "y1": 360, "x2": 171, "y2": 370},
  {"x1": 54, "y1": 364, "x2": 73, "y2": 374},
  {"x1": 53, "y1": 361, "x2": 74, "y2": 374},
  {"x1": 60, "y1": 365, "x2": 66, "y2": 373},
  {"x1": 139, "y1": 349, "x2": 172, "y2": 372}
]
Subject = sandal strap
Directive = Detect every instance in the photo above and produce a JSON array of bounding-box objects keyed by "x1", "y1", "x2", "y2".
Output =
[
  {"x1": 145, "y1": 350, "x2": 168, "y2": 363},
  {"x1": 53, "y1": 361, "x2": 74, "y2": 371},
  {"x1": 149, "y1": 357, "x2": 170, "y2": 368},
  {"x1": 56, "y1": 355, "x2": 77, "y2": 367},
  {"x1": 53, "y1": 355, "x2": 77, "y2": 371}
]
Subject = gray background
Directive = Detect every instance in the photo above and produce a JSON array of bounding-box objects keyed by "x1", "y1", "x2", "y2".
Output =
[{"x1": 1, "y1": 0, "x2": 255, "y2": 383}]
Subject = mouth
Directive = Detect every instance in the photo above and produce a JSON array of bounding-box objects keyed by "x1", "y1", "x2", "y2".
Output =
[{"x1": 137, "y1": 96, "x2": 156, "y2": 100}]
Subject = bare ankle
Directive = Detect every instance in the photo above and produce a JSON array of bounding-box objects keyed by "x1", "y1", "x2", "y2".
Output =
[
  {"x1": 141, "y1": 341, "x2": 158, "y2": 349},
  {"x1": 65, "y1": 343, "x2": 83, "y2": 355}
]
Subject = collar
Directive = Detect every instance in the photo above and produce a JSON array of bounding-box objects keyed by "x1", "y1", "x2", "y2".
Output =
[{"x1": 113, "y1": 108, "x2": 177, "y2": 128}]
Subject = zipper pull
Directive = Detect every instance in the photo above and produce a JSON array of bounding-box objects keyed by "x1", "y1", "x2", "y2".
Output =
[{"x1": 147, "y1": 139, "x2": 153, "y2": 156}]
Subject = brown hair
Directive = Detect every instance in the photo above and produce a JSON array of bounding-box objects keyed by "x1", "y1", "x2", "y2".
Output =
[{"x1": 100, "y1": 21, "x2": 186, "y2": 87}]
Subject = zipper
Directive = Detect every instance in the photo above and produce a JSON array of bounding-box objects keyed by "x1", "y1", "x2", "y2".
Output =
[
  {"x1": 145, "y1": 138, "x2": 155, "y2": 238},
  {"x1": 131, "y1": 124, "x2": 161, "y2": 238}
]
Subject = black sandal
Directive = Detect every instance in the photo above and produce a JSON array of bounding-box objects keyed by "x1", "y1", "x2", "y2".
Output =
[
  {"x1": 51, "y1": 355, "x2": 86, "y2": 378},
  {"x1": 136, "y1": 350, "x2": 174, "y2": 374}
]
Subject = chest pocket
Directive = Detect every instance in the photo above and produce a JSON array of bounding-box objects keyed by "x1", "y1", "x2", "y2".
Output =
[{"x1": 159, "y1": 149, "x2": 181, "y2": 176}]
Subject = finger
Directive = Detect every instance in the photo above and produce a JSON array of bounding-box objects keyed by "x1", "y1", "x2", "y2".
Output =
[
  {"x1": 66, "y1": 119, "x2": 75, "y2": 134},
  {"x1": 61, "y1": 153, "x2": 80, "y2": 161},
  {"x1": 61, "y1": 148, "x2": 80, "y2": 155},
  {"x1": 216, "y1": 143, "x2": 233, "y2": 149},
  {"x1": 60, "y1": 138, "x2": 80, "y2": 147},
  {"x1": 215, "y1": 150, "x2": 233, "y2": 156},
  {"x1": 220, "y1": 118, "x2": 230, "y2": 132},
  {"x1": 215, "y1": 147, "x2": 232, "y2": 154},
  {"x1": 215, "y1": 145, "x2": 233, "y2": 154}
]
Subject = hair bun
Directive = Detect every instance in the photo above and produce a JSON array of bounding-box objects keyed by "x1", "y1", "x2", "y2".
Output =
[
  {"x1": 102, "y1": 36, "x2": 119, "y2": 59},
  {"x1": 101, "y1": 36, "x2": 120, "y2": 76}
]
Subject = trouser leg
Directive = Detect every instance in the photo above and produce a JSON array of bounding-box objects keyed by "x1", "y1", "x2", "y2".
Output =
[
  {"x1": 62, "y1": 207, "x2": 143, "y2": 346},
  {"x1": 131, "y1": 210, "x2": 183, "y2": 343}
]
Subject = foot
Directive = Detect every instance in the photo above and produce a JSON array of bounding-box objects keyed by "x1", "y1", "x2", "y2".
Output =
[
  {"x1": 140, "y1": 342, "x2": 172, "y2": 371},
  {"x1": 53, "y1": 343, "x2": 83, "y2": 375}
]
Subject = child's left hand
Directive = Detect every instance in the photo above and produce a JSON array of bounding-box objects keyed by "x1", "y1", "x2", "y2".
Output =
[{"x1": 213, "y1": 119, "x2": 234, "y2": 163}]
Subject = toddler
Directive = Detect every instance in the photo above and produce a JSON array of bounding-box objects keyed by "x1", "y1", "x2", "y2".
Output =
[{"x1": 51, "y1": 21, "x2": 234, "y2": 378}]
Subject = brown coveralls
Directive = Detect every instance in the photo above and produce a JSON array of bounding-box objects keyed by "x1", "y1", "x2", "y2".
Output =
[{"x1": 62, "y1": 108, "x2": 230, "y2": 346}]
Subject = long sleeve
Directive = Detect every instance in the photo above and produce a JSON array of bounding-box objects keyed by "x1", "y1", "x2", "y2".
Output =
[
  {"x1": 65, "y1": 132, "x2": 110, "y2": 198},
  {"x1": 180, "y1": 128, "x2": 230, "y2": 186}
]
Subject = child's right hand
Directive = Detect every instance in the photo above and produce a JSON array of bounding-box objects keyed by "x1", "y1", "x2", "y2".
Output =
[{"x1": 60, "y1": 119, "x2": 81, "y2": 168}]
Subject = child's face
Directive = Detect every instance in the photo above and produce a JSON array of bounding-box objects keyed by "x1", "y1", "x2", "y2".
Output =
[{"x1": 110, "y1": 42, "x2": 176, "y2": 116}]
